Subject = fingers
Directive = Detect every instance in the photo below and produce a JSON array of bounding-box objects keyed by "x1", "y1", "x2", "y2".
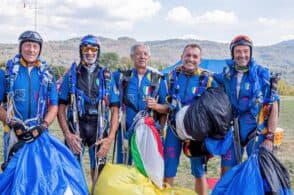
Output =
[
  {"x1": 96, "y1": 138, "x2": 112, "y2": 157},
  {"x1": 66, "y1": 134, "x2": 82, "y2": 154},
  {"x1": 146, "y1": 97, "x2": 157, "y2": 109}
]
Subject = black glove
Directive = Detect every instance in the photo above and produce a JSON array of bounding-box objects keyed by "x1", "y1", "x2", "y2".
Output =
[{"x1": 8, "y1": 120, "x2": 26, "y2": 136}]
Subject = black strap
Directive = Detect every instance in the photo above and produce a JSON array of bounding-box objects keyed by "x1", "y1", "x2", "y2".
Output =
[{"x1": 1, "y1": 140, "x2": 26, "y2": 171}]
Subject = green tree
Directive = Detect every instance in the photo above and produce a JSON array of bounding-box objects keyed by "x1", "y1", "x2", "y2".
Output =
[
  {"x1": 278, "y1": 79, "x2": 294, "y2": 96},
  {"x1": 51, "y1": 65, "x2": 66, "y2": 79},
  {"x1": 100, "y1": 52, "x2": 120, "y2": 70}
]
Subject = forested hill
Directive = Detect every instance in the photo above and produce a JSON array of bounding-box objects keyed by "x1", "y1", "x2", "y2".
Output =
[{"x1": 1, "y1": 37, "x2": 293, "y2": 84}]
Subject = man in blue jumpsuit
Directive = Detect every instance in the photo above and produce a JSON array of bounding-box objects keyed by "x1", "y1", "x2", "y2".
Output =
[
  {"x1": 163, "y1": 43, "x2": 217, "y2": 195},
  {"x1": 0, "y1": 31, "x2": 87, "y2": 194},
  {"x1": 114, "y1": 43, "x2": 167, "y2": 164},
  {"x1": 58, "y1": 35, "x2": 120, "y2": 179},
  {"x1": 213, "y1": 35, "x2": 279, "y2": 175},
  {"x1": 0, "y1": 69, "x2": 5, "y2": 160}
]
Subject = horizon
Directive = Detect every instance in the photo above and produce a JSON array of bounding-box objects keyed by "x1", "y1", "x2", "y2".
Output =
[{"x1": 0, "y1": 35, "x2": 293, "y2": 47}]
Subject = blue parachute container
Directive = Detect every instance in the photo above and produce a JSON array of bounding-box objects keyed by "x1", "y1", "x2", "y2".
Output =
[
  {"x1": 205, "y1": 130, "x2": 233, "y2": 156},
  {"x1": 0, "y1": 131, "x2": 88, "y2": 195},
  {"x1": 212, "y1": 152, "x2": 264, "y2": 195}
]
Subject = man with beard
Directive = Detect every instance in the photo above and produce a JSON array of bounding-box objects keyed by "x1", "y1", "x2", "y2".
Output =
[{"x1": 58, "y1": 35, "x2": 120, "y2": 179}]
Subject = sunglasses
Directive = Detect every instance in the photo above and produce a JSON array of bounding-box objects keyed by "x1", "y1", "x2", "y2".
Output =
[{"x1": 82, "y1": 46, "x2": 99, "y2": 53}]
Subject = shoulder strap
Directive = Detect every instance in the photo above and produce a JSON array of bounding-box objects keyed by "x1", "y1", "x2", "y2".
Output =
[
  {"x1": 102, "y1": 67, "x2": 111, "y2": 96},
  {"x1": 119, "y1": 69, "x2": 132, "y2": 90},
  {"x1": 149, "y1": 70, "x2": 163, "y2": 98},
  {"x1": 195, "y1": 70, "x2": 210, "y2": 97},
  {"x1": 69, "y1": 62, "x2": 77, "y2": 95}
]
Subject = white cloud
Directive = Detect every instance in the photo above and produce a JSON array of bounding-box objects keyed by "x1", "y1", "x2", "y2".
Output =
[
  {"x1": 257, "y1": 17, "x2": 278, "y2": 25},
  {"x1": 281, "y1": 35, "x2": 294, "y2": 40},
  {"x1": 166, "y1": 7, "x2": 238, "y2": 25},
  {"x1": 257, "y1": 17, "x2": 294, "y2": 42},
  {"x1": 0, "y1": 0, "x2": 161, "y2": 42},
  {"x1": 196, "y1": 10, "x2": 238, "y2": 24},
  {"x1": 166, "y1": 6, "x2": 194, "y2": 24}
]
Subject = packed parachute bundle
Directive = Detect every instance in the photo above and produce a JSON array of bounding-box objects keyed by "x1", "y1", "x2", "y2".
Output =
[
  {"x1": 94, "y1": 163, "x2": 196, "y2": 195},
  {"x1": 175, "y1": 105, "x2": 193, "y2": 140},
  {"x1": 130, "y1": 111, "x2": 164, "y2": 189},
  {"x1": 183, "y1": 86, "x2": 232, "y2": 141},
  {"x1": 212, "y1": 147, "x2": 292, "y2": 195},
  {"x1": 0, "y1": 132, "x2": 88, "y2": 195},
  {"x1": 258, "y1": 147, "x2": 292, "y2": 194}
]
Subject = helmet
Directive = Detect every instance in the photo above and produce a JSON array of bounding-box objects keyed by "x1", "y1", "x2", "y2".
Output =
[
  {"x1": 18, "y1": 30, "x2": 43, "y2": 55},
  {"x1": 230, "y1": 35, "x2": 253, "y2": 59},
  {"x1": 79, "y1": 34, "x2": 101, "y2": 60}
]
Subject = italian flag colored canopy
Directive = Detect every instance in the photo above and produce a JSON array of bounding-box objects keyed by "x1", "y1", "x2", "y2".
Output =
[{"x1": 131, "y1": 116, "x2": 164, "y2": 189}]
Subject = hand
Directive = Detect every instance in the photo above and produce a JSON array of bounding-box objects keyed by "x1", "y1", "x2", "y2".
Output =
[
  {"x1": 146, "y1": 97, "x2": 158, "y2": 110},
  {"x1": 65, "y1": 132, "x2": 82, "y2": 154},
  {"x1": 8, "y1": 120, "x2": 26, "y2": 132},
  {"x1": 104, "y1": 96, "x2": 109, "y2": 106},
  {"x1": 260, "y1": 139, "x2": 273, "y2": 151},
  {"x1": 96, "y1": 136, "x2": 114, "y2": 158}
]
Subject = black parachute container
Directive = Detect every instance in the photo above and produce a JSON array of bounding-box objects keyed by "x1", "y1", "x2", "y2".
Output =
[
  {"x1": 258, "y1": 147, "x2": 292, "y2": 194},
  {"x1": 184, "y1": 87, "x2": 232, "y2": 141}
]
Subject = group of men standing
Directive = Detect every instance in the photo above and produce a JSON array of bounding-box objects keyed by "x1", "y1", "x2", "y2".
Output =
[{"x1": 0, "y1": 30, "x2": 279, "y2": 195}]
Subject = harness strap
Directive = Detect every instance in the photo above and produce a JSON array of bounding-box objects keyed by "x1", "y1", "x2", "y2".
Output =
[
  {"x1": 5, "y1": 55, "x2": 53, "y2": 125},
  {"x1": 119, "y1": 69, "x2": 162, "y2": 113}
]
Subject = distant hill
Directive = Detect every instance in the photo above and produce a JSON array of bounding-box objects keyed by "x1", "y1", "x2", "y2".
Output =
[{"x1": 1, "y1": 37, "x2": 294, "y2": 84}]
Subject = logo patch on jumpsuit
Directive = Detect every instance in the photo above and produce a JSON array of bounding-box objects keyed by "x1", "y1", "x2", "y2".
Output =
[
  {"x1": 245, "y1": 82, "x2": 250, "y2": 90},
  {"x1": 192, "y1": 87, "x2": 198, "y2": 94},
  {"x1": 143, "y1": 86, "x2": 152, "y2": 96}
]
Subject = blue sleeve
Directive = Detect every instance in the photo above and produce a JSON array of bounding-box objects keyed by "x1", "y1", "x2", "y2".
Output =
[
  {"x1": 158, "y1": 77, "x2": 168, "y2": 104},
  {"x1": 49, "y1": 75, "x2": 58, "y2": 106},
  {"x1": 109, "y1": 73, "x2": 120, "y2": 107},
  {"x1": 0, "y1": 69, "x2": 5, "y2": 103},
  {"x1": 213, "y1": 72, "x2": 224, "y2": 85},
  {"x1": 210, "y1": 76, "x2": 218, "y2": 87},
  {"x1": 58, "y1": 72, "x2": 70, "y2": 103}
]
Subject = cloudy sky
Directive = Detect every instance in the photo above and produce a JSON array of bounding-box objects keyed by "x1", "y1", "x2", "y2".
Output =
[{"x1": 0, "y1": 0, "x2": 294, "y2": 45}]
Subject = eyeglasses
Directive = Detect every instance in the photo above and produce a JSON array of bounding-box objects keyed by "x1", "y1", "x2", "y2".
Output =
[{"x1": 82, "y1": 46, "x2": 99, "y2": 53}]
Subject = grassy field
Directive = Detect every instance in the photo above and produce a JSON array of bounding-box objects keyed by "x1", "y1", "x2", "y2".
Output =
[{"x1": 0, "y1": 96, "x2": 293, "y2": 191}]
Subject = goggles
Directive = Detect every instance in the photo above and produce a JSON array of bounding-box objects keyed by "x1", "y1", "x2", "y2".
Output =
[
  {"x1": 231, "y1": 35, "x2": 253, "y2": 46},
  {"x1": 82, "y1": 46, "x2": 99, "y2": 53}
]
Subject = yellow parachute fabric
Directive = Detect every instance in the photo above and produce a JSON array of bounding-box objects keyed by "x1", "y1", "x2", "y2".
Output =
[{"x1": 93, "y1": 163, "x2": 196, "y2": 195}]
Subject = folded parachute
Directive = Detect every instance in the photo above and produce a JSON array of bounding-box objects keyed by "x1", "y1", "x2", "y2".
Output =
[
  {"x1": 183, "y1": 87, "x2": 232, "y2": 141},
  {"x1": 94, "y1": 163, "x2": 196, "y2": 195},
  {"x1": 0, "y1": 132, "x2": 88, "y2": 195},
  {"x1": 212, "y1": 147, "x2": 292, "y2": 195},
  {"x1": 130, "y1": 111, "x2": 164, "y2": 189}
]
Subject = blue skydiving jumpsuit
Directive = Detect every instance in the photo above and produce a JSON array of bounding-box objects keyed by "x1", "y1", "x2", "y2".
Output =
[
  {"x1": 214, "y1": 59, "x2": 279, "y2": 167},
  {"x1": 0, "y1": 69, "x2": 6, "y2": 160},
  {"x1": 0, "y1": 68, "x2": 4, "y2": 101},
  {"x1": 113, "y1": 68, "x2": 167, "y2": 164},
  {"x1": 164, "y1": 67, "x2": 217, "y2": 178},
  {"x1": 59, "y1": 63, "x2": 120, "y2": 169},
  {"x1": 0, "y1": 55, "x2": 88, "y2": 195}
]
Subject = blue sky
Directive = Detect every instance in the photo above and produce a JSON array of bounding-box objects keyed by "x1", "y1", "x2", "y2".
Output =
[{"x1": 0, "y1": 0, "x2": 294, "y2": 45}]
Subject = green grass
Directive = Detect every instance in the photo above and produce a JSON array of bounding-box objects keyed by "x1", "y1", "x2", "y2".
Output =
[{"x1": 1, "y1": 96, "x2": 294, "y2": 191}]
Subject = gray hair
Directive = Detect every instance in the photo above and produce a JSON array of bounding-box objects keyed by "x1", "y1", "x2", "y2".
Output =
[{"x1": 130, "y1": 43, "x2": 151, "y2": 56}]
